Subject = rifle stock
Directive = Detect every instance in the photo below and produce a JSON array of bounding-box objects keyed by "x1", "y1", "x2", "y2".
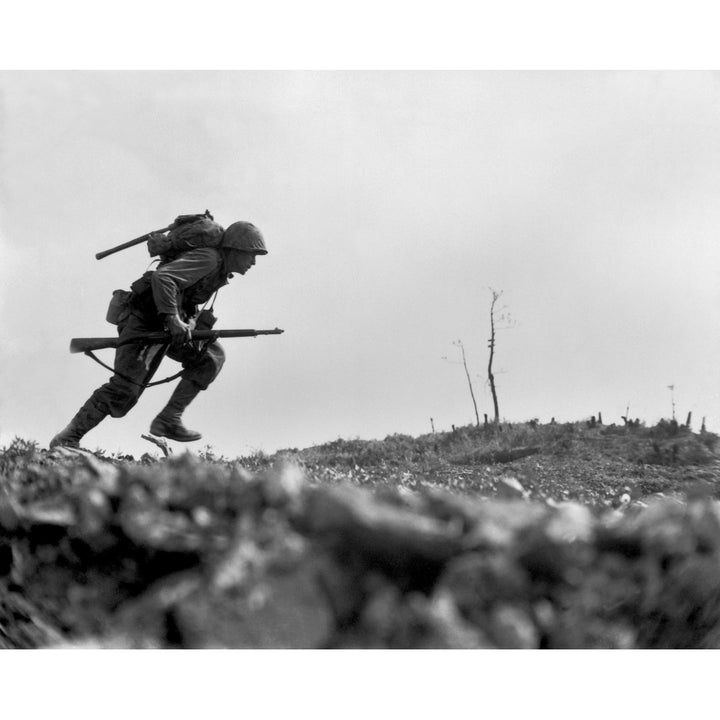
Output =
[
  {"x1": 70, "y1": 328, "x2": 284, "y2": 354},
  {"x1": 95, "y1": 225, "x2": 171, "y2": 260}
]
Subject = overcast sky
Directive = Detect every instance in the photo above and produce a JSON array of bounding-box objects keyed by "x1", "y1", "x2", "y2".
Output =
[{"x1": 1, "y1": 70, "x2": 718, "y2": 458}]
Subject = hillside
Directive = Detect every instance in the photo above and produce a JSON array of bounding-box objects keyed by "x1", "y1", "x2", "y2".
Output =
[
  {"x1": 0, "y1": 419, "x2": 719, "y2": 649},
  {"x1": 256, "y1": 418, "x2": 720, "y2": 505}
]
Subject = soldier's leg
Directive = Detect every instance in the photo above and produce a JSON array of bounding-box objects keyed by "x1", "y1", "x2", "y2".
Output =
[
  {"x1": 50, "y1": 314, "x2": 166, "y2": 448},
  {"x1": 49, "y1": 397, "x2": 109, "y2": 449},
  {"x1": 150, "y1": 342, "x2": 225, "y2": 442},
  {"x1": 92, "y1": 341, "x2": 167, "y2": 418}
]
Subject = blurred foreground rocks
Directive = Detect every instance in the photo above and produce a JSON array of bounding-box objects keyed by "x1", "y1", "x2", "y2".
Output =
[{"x1": 1, "y1": 452, "x2": 720, "y2": 648}]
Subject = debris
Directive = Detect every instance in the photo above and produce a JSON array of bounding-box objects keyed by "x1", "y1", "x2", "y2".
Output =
[
  {"x1": 141, "y1": 434, "x2": 172, "y2": 458},
  {"x1": 496, "y1": 476, "x2": 527, "y2": 499},
  {"x1": 450, "y1": 445, "x2": 541, "y2": 465}
]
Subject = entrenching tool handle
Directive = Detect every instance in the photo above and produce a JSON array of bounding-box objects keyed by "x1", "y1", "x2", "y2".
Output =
[{"x1": 95, "y1": 225, "x2": 172, "y2": 260}]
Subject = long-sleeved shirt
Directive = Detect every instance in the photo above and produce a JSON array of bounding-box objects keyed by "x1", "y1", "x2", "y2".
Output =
[{"x1": 150, "y1": 248, "x2": 229, "y2": 316}]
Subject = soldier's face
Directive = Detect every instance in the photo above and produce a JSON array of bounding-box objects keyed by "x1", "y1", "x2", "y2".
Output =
[{"x1": 225, "y1": 250, "x2": 257, "y2": 276}]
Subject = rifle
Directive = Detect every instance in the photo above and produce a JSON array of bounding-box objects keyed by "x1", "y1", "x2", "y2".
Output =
[
  {"x1": 70, "y1": 328, "x2": 284, "y2": 354},
  {"x1": 95, "y1": 225, "x2": 172, "y2": 260}
]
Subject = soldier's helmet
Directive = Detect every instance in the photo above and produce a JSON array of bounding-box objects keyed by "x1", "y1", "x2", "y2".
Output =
[{"x1": 222, "y1": 222, "x2": 268, "y2": 255}]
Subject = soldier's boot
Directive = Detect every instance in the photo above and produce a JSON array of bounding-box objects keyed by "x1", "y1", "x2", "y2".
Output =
[
  {"x1": 149, "y1": 379, "x2": 203, "y2": 442},
  {"x1": 50, "y1": 399, "x2": 108, "y2": 449}
]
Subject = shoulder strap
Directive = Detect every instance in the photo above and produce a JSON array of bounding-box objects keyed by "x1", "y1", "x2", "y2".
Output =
[{"x1": 204, "y1": 290, "x2": 219, "y2": 312}]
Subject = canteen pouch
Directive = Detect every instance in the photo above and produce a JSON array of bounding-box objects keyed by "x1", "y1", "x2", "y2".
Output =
[
  {"x1": 106, "y1": 289, "x2": 132, "y2": 325},
  {"x1": 194, "y1": 308, "x2": 217, "y2": 331}
]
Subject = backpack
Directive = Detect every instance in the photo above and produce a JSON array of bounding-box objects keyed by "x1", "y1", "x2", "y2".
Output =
[{"x1": 148, "y1": 210, "x2": 225, "y2": 261}]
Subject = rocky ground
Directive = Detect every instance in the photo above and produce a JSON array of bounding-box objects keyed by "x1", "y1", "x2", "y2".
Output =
[{"x1": 0, "y1": 419, "x2": 719, "y2": 649}]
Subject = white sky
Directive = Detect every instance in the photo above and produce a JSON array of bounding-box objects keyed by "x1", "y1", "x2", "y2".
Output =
[{"x1": 1, "y1": 17, "x2": 720, "y2": 459}]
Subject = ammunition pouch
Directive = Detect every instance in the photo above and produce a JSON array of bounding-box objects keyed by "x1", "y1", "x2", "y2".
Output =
[
  {"x1": 106, "y1": 289, "x2": 132, "y2": 325},
  {"x1": 194, "y1": 308, "x2": 217, "y2": 332}
]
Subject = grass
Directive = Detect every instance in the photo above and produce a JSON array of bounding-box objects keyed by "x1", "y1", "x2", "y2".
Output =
[{"x1": 1, "y1": 419, "x2": 718, "y2": 508}]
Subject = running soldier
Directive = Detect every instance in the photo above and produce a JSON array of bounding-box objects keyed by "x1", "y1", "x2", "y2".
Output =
[{"x1": 50, "y1": 220, "x2": 267, "y2": 448}]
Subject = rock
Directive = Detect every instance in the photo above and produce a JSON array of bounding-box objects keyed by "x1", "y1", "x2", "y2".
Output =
[
  {"x1": 645, "y1": 556, "x2": 720, "y2": 648},
  {"x1": 487, "y1": 604, "x2": 539, "y2": 648},
  {"x1": 71, "y1": 487, "x2": 114, "y2": 548},
  {"x1": 515, "y1": 526, "x2": 586, "y2": 585},
  {"x1": 438, "y1": 552, "x2": 532, "y2": 621},
  {"x1": 544, "y1": 503, "x2": 594, "y2": 544},
  {"x1": 419, "y1": 487, "x2": 485, "y2": 530},
  {"x1": 0, "y1": 495, "x2": 22, "y2": 533},
  {"x1": 110, "y1": 570, "x2": 204, "y2": 646},
  {"x1": 496, "y1": 476, "x2": 527, "y2": 499},
  {"x1": 119, "y1": 505, "x2": 206, "y2": 553},
  {"x1": 261, "y1": 462, "x2": 306, "y2": 510},
  {"x1": 312, "y1": 552, "x2": 370, "y2": 626},
  {"x1": 297, "y1": 484, "x2": 467, "y2": 573},
  {"x1": 170, "y1": 559, "x2": 333, "y2": 648},
  {"x1": 688, "y1": 501, "x2": 720, "y2": 553},
  {"x1": 0, "y1": 591, "x2": 67, "y2": 649},
  {"x1": 464, "y1": 501, "x2": 548, "y2": 549},
  {"x1": 20, "y1": 498, "x2": 76, "y2": 529},
  {"x1": 209, "y1": 513, "x2": 308, "y2": 594},
  {"x1": 335, "y1": 582, "x2": 490, "y2": 649},
  {"x1": 450, "y1": 445, "x2": 541, "y2": 465}
]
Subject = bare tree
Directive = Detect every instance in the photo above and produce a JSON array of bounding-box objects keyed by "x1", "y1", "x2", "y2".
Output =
[
  {"x1": 456, "y1": 340, "x2": 481, "y2": 428},
  {"x1": 487, "y1": 288, "x2": 514, "y2": 425},
  {"x1": 443, "y1": 340, "x2": 481, "y2": 428}
]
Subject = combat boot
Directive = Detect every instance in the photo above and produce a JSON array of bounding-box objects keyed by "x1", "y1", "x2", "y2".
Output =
[
  {"x1": 50, "y1": 399, "x2": 108, "y2": 449},
  {"x1": 149, "y1": 378, "x2": 203, "y2": 442}
]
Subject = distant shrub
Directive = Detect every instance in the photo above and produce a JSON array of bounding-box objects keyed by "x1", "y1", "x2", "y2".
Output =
[
  {"x1": 699, "y1": 432, "x2": 719, "y2": 453},
  {"x1": 197, "y1": 444, "x2": 223, "y2": 463},
  {"x1": 648, "y1": 419, "x2": 687, "y2": 440},
  {"x1": 642, "y1": 436, "x2": 717, "y2": 466},
  {"x1": 548, "y1": 433, "x2": 575, "y2": 456},
  {"x1": 636, "y1": 476, "x2": 669, "y2": 495},
  {"x1": 217, "y1": 448, "x2": 272, "y2": 472},
  {"x1": 601, "y1": 424, "x2": 628, "y2": 436}
]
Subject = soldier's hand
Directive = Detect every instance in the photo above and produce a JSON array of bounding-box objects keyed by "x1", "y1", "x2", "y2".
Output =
[
  {"x1": 147, "y1": 232, "x2": 172, "y2": 256},
  {"x1": 165, "y1": 314, "x2": 192, "y2": 345}
]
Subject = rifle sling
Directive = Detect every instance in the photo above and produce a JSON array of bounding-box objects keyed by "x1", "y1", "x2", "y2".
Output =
[{"x1": 84, "y1": 348, "x2": 186, "y2": 389}]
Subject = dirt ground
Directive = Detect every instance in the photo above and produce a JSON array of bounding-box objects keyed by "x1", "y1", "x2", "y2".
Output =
[{"x1": 1, "y1": 420, "x2": 719, "y2": 649}]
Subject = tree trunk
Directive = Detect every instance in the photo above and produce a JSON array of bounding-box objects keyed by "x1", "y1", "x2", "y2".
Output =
[
  {"x1": 458, "y1": 341, "x2": 481, "y2": 428},
  {"x1": 488, "y1": 291, "x2": 500, "y2": 424}
]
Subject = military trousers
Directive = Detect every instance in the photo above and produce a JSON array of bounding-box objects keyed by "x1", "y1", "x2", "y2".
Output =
[{"x1": 87, "y1": 310, "x2": 225, "y2": 418}]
